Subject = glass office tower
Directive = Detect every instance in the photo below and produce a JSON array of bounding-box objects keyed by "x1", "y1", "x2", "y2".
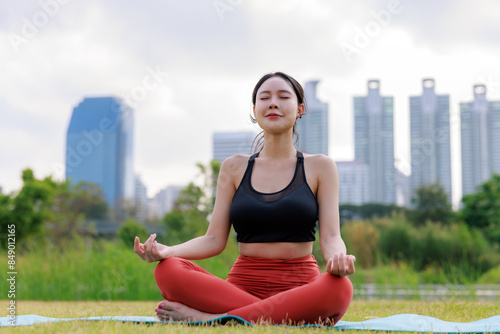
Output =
[{"x1": 66, "y1": 97, "x2": 134, "y2": 214}]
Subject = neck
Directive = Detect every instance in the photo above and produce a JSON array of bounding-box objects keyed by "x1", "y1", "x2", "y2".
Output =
[{"x1": 259, "y1": 131, "x2": 296, "y2": 160}]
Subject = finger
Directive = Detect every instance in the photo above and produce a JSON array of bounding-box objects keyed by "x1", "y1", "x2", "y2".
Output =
[
  {"x1": 326, "y1": 259, "x2": 333, "y2": 273},
  {"x1": 332, "y1": 254, "x2": 340, "y2": 273},
  {"x1": 149, "y1": 234, "x2": 158, "y2": 252},
  {"x1": 151, "y1": 241, "x2": 158, "y2": 256},
  {"x1": 134, "y1": 236, "x2": 139, "y2": 253},
  {"x1": 145, "y1": 234, "x2": 155, "y2": 252},
  {"x1": 347, "y1": 255, "x2": 356, "y2": 274},
  {"x1": 335, "y1": 253, "x2": 346, "y2": 274},
  {"x1": 134, "y1": 237, "x2": 145, "y2": 258},
  {"x1": 143, "y1": 235, "x2": 151, "y2": 252},
  {"x1": 338, "y1": 253, "x2": 346, "y2": 274}
]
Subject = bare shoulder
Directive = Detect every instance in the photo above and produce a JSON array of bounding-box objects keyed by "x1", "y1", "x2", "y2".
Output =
[
  {"x1": 219, "y1": 154, "x2": 250, "y2": 186},
  {"x1": 221, "y1": 154, "x2": 250, "y2": 169},
  {"x1": 303, "y1": 153, "x2": 338, "y2": 175},
  {"x1": 302, "y1": 154, "x2": 338, "y2": 195}
]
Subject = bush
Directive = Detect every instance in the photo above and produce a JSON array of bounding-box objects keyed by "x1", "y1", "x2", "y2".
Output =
[
  {"x1": 477, "y1": 264, "x2": 500, "y2": 284},
  {"x1": 118, "y1": 218, "x2": 149, "y2": 246},
  {"x1": 341, "y1": 220, "x2": 380, "y2": 268},
  {"x1": 374, "y1": 214, "x2": 498, "y2": 278},
  {"x1": 377, "y1": 214, "x2": 413, "y2": 262},
  {"x1": 412, "y1": 222, "x2": 493, "y2": 273}
]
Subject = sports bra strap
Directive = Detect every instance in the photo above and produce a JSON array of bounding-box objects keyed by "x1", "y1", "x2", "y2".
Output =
[{"x1": 248, "y1": 152, "x2": 259, "y2": 163}]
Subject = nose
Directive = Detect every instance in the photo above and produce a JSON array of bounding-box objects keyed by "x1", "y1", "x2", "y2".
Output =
[{"x1": 268, "y1": 96, "x2": 279, "y2": 109}]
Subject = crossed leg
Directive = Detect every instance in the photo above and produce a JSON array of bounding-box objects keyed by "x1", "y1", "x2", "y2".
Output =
[{"x1": 154, "y1": 257, "x2": 352, "y2": 325}]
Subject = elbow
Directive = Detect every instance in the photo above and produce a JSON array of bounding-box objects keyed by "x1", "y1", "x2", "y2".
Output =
[{"x1": 205, "y1": 234, "x2": 227, "y2": 256}]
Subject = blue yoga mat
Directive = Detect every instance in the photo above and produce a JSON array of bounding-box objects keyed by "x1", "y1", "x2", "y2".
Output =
[{"x1": 1, "y1": 314, "x2": 499, "y2": 332}]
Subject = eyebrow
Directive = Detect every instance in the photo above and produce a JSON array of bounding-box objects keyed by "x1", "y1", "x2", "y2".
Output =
[{"x1": 258, "y1": 90, "x2": 293, "y2": 95}]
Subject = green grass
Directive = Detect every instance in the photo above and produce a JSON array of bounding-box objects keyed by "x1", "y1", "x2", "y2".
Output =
[{"x1": 1, "y1": 300, "x2": 498, "y2": 333}]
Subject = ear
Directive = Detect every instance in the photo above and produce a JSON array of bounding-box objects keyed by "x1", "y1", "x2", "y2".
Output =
[
  {"x1": 252, "y1": 105, "x2": 256, "y2": 118},
  {"x1": 297, "y1": 103, "x2": 305, "y2": 118}
]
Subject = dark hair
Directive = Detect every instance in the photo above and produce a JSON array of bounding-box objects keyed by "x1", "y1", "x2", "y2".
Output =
[{"x1": 250, "y1": 72, "x2": 306, "y2": 153}]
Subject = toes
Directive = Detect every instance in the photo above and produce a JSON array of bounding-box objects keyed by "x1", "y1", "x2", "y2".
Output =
[{"x1": 158, "y1": 300, "x2": 175, "y2": 311}]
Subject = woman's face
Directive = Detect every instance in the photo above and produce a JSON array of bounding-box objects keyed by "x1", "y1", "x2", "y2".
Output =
[{"x1": 253, "y1": 76, "x2": 304, "y2": 134}]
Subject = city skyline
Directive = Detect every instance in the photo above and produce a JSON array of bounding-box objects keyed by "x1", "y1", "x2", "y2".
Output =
[{"x1": 2, "y1": 1, "x2": 500, "y2": 207}]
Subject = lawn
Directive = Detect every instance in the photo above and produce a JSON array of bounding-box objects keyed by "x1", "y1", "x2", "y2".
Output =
[{"x1": 1, "y1": 300, "x2": 498, "y2": 333}]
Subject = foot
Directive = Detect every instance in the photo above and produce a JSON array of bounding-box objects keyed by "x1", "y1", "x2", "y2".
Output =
[{"x1": 155, "y1": 300, "x2": 226, "y2": 322}]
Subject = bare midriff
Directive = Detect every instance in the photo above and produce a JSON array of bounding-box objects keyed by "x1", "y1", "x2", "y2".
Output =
[{"x1": 239, "y1": 242, "x2": 314, "y2": 260}]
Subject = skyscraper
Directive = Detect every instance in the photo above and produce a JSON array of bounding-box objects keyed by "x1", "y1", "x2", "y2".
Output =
[
  {"x1": 461, "y1": 84, "x2": 500, "y2": 196},
  {"x1": 409, "y1": 79, "x2": 452, "y2": 202},
  {"x1": 353, "y1": 80, "x2": 396, "y2": 204},
  {"x1": 296, "y1": 80, "x2": 329, "y2": 155},
  {"x1": 66, "y1": 97, "x2": 134, "y2": 214},
  {"x1": 212, "y1": 131, "x2": 256, "y2": 162}
]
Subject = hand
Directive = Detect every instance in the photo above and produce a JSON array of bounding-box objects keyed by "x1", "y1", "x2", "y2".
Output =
[
  {"x1": 326, "y1": 253, "x2": 356, "y2": 277},
  {"x1": 134, "y1": 234, "x2": 172, "y2": 263}
]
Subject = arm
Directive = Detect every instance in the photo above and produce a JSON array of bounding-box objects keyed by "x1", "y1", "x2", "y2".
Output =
[
  {"x1": 315, "y1": 155, "x2": 356, "y2": 276},
  {"x1": 134, "y1": 157, "x2": 239, "y2": 262}
]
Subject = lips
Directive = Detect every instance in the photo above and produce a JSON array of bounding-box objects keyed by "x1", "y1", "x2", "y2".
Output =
[{"x1": 266, "y1": 113, "x2": 281, "y2": 118}]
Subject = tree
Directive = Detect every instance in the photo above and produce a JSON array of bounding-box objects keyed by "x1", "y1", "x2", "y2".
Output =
[
  {"x1": 162, "y1": 160, "x2": 221, "y2": 243},
  {"x1": 461, "y1": 174, "x2": 500, "y2": 244},
  {"x1": 339, "y1": 203, "x2": 406, "y2": 223},
  {"x1": 0, "y1": 169, "x2": 110, "y2": 248},
  {"x1": 69, "y1": 182, "x2": 108, "y2": 219},
  {"x1": 174, "y1": 160, "x2": 221, "y2": 215},
  {"x1": 48, "y1": 180, "x2": 108, "y2": 243},
  {"x1": 0, "y1": 169, "x2": 57, "y2": 248},
  {"x1": 162, "y1": 208, "x2": 208, "y2": 245},
  {"x1": 409, "y1": 183, "x2": 452, "y2": 225}
]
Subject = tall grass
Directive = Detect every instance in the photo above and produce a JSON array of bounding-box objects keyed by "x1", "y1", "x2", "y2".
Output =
[
  {"x1": 2, "y1": 228, "x2": 499, "y2": 301},
  {"x1": 341, "y1": 213, "x2": 500, "y2": 284},
  {"x1": 0, "y1": 236, "x2": 239, "y2": 301}
]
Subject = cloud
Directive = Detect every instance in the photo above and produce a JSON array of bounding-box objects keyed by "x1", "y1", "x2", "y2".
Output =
[{"x1": 1, "y1": 0, "x2": 500, "y2": 203}]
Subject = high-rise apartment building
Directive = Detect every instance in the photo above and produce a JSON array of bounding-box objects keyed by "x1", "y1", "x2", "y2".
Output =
[
  {"x1": 212, "y1": 131, "x2": 256, "y2": 162},
  {"x1": 336, "y1": 160, "x2": 369, "y2": 205},
  {"x1": 409, "y1": 79, "x2": 452, "y2": 202},
  {"x1": 152, "y1": 185, "x2": 184, "y2": 219},
  {"x1": 353, "y1": 80, "x2": 396, "y2": 204},
  {"x1": 461, "y1": 84, "x2": 500, "y2": 196},
  {"x1": 134, "y1": 175, "x2": 149, "y2": 223},
  {"x1": 66, "y1": 97, "x2": 134, "y2": 214},
  {"x1": 295, "y1": 81, "x2": 329, "y2": 155}
]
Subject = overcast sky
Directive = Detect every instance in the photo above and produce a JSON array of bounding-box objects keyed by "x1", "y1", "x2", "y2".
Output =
[{"x1": 1, "y1": 0, "x2": 500, "y2": 206}]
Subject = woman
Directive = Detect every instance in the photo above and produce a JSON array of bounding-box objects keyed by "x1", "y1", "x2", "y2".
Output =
[{"x1": 134, "y1": 72, "x2": 356, "y2": 325}]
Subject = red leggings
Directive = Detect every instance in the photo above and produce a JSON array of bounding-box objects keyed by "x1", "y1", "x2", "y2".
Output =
[{"x1": 154, "y1": 255, "x2": 353, "y2": 325}]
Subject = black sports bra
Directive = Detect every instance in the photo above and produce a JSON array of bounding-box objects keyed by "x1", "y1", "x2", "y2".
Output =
[{"x1": 230, "y1": 151, "x2": 318, "y2": 243}]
